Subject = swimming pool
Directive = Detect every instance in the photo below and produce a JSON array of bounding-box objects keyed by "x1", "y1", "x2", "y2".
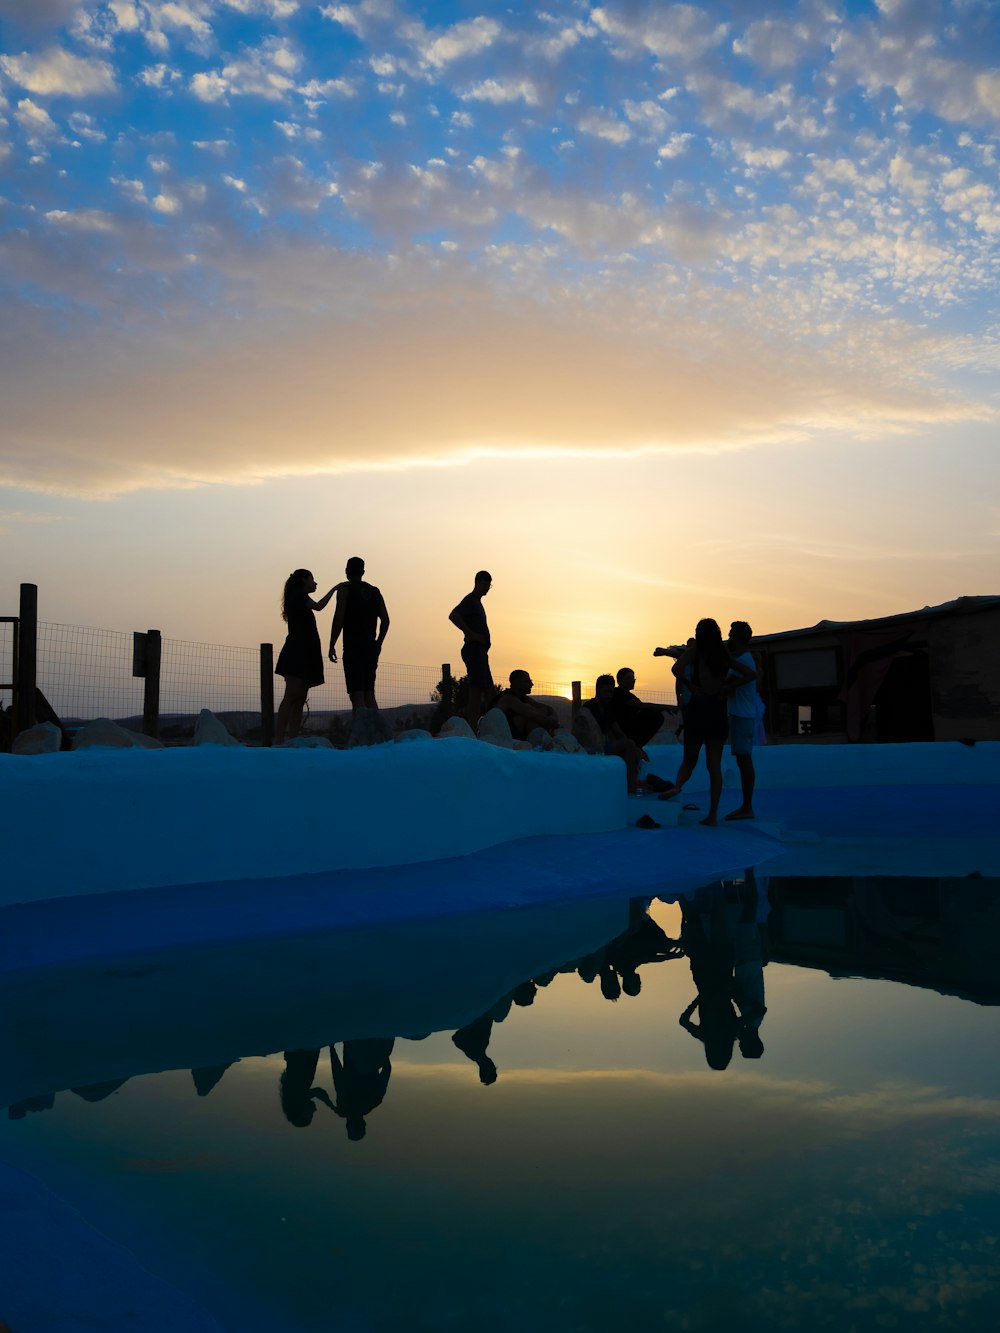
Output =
[{"x1": 3, "y1": 872, "x2": 999, "y2": 1331}]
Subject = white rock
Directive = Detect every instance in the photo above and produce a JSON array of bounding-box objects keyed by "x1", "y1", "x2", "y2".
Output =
[
  {"x1": 72, "y1": 719, "x2": 163, "y2": 750},
  {"x1": 477, "y1": 708, "x2": 513, "y2": 748},
  {"x1": 192, "y1": 709, "x2": 240, "y2": 747},
  {"x1": 348, "y1": 708, "x2": 394, "y2": 748},
  {"x1": 551, "y1": 729, "x2": 585, "y2": 754},
  {"x1": 571, "y1": 709, "x2": 604, "y2": 755},
  {"x1": 438, "y1": 716, "x2": 476, "y2": 740},
  {"x1": 12, "y1": 722, "x2": 62, "y2": 755}
]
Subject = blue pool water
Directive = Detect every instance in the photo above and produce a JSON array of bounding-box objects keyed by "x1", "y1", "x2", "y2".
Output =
[{"x1": 3, "y1": 873, "x2": 1000, "y2": 1331}]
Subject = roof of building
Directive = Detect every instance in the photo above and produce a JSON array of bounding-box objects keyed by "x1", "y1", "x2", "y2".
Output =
[{"x1": 752, "y1": 595, "x2": 1000, "y2": 647}]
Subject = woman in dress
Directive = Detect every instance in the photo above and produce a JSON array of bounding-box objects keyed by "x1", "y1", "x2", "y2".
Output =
[
  {"x1": 660, "y1": 618, "x2": 755, "y2": 825},
  {"x1": 274, "y1": 569, "x2": 338, "y2": 744}
]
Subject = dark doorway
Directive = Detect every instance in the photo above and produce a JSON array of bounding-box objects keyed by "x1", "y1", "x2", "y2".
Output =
[{"x1": 874, "y1": 651, "x2": 934, "y2": 742}]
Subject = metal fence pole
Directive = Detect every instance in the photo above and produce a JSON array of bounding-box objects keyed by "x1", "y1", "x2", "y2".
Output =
[
  {"x1": 260, "y1": 643, "x2": 275, "y2": 746},
  {"x1": 16, "y1": 583, "x2": 38, "y2": 735},
  {"x1": 571, "y1": 681, "x2": 581, "y2": 718},
  {"x1": 142, "y1": 629, "x2": 161, "y2": 738},
  {"x1": 441, "y1": 663, "x2": 453, "y2": 713}
]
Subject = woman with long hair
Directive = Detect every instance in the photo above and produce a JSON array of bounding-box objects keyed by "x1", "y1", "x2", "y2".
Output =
[
  {"x1": 660, "y1": 618, "x2": 755, "y2": 825},
  {"x1": 274, "y1": 568, "x2": 338, "y2": 744}
]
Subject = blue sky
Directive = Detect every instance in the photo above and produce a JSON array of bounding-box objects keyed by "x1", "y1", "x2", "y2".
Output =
[{"x1": 1, "y1": 0, "x2": 998, "y2": 682}]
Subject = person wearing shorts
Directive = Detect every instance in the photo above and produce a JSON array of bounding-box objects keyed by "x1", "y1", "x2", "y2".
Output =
[
  {"x1": 328, "y1": 557, "x2": 390, "y2": 711},
  {"x1": 725, "y1": 620, "x2": 758, "y2": 821},
  {"x1": 449, "y1": 571, "x2": 493, "y2": 727}
]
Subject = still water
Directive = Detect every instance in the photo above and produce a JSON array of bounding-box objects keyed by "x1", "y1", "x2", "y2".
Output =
[{"x1": 4, "y1": 874, "x2": 1000, "y2": 1331}]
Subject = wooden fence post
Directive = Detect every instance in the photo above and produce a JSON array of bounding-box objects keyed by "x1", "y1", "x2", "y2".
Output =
[
  {"x1": 441, "y1": 662, "x2": 453, "y2": 712},
  {"x1": 260, "y1": 643, "x2": 275, "y2": 746},
  {"x1": 16, "y1": 583, "x2": 37, "y2": 735},
  {"x1": 571, "y1": 680, "x2": 581, "y2": 718},
  {"x1": 142, "y1": 629, "x2": 161, "y2": 739}
]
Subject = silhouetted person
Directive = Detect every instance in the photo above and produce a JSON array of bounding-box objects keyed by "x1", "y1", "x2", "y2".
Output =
[
  {"x1": 449, "y1": 571, "x2": 493, "y2": 727},
  {"x1": 576, "y1": 674, "x2": 644, "y2": 792},
  {"x1": 452, "y1": 1013, "x2": 498, "y2": 1085},
  {"x1": 329, "y1": 1038, "x2": 395, "y2": 1140},
  {"x1": 724, "y1": 620, "x2": 759, "y2": 821},
  {"x1": 328, "y1": 556, "x2": 390, "y2": 711},
  {"x1": 275, "y1": 568, "x2": 338, "y2": 743},
  {"x1": 279, "y1": 1049, "x2": 322, "y2": 1127},
  {"x1": 613, "y1": 667, "x2": 672, "y2": 747},
  {"x1": 679, "y1": 880, "x2": 768, "y2": 1068},
  {"x1": 495, "y1": 670, "x2": 559, "y2": 742},
  {"x1": 660, "y1": 620, "x2": 755, "y2": 824}
]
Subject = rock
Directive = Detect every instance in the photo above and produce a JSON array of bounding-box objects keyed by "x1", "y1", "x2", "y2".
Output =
[
  {"x1": 284, "y1": 735, "x2": 334, "y2": 748},
  {"x1": 348, "y1": 707, "x2": 394, "y2": 747},
  {"x1": 571, "y1": 709, "x2": 605, "y2": 755},
  {"x1": 438, "y1": 715, "x2": 476, "y2": 740},
  {"x1": 526, "y1": 726, "x2": 555, "y2": 750},
  {"x1": 72, "y1": 718, "x2": 163, "y2": 750},
  {"x1": 395, "y1": 729, "x2": 433, "y2": 743},
  {"x1": 551, "y1": 729, "x2": 585, "y2": 754},
  {"x1": 192, "y1": 709, "x2": 240, "y2": 746},
  {"x1": 12, "y1": 721, "x2": 62, "y2": 755},
  {"x1": 477, "y1": 708, "x2": 513, "y2": 748}
]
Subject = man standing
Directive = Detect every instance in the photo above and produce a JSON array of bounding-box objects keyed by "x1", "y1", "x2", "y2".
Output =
[
  {"x1": 725, "y1": 620, "x2": 758, "y2": 821},
  {"x1": 328, "y1": 556, "x2": 390, "y2": 711},
  {"x1": 449, "y1": 570, "x2": 493, "y2": 726}
]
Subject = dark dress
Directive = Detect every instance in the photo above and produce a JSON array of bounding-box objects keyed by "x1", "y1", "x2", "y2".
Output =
[{"x1": 276, "y1": 589, "x2": 324, "y2": 686}]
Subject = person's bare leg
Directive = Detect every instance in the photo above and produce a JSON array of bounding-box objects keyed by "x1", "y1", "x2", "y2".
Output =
[
  {"x1": 725, "y1": 753, "x2": 756, "y2": 820},
  {"x1": 276, "y1": 678, "x2": 308, "y2": 744},
  {"x1": 364, "y1": 690, "x2": 378, "y2": 709},
  {"x1": 660, "y1": 736, "x2": 700, "y2": 800},
  {"x1": 349, "y1": 689, "x2": 365, "y2": 712},
  {"x1": 701, "y1": 741, "x2": 723, "y2": 825},
  {"x1": 466, "y1": 686, "x2": 485, "y2": 729}
]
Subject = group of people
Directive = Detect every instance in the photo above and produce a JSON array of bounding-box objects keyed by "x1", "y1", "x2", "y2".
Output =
[
  {"x1": 274, "y1": 558, "x2": 389, "y2": 744},
  {"x1": 274, "y1": 567, "x2": 762, "y2": 828}
]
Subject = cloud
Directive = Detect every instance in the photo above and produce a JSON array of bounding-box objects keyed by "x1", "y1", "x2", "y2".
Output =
[
  {"x1": 590, "y1": 4, "x2": 728, "y2": 60},
  {"x1": 190, "y1": 36, "x2": 300, "y2": 103},
  {"x1": 0, "y1": 46, "x2": 116, "y2": 95},
  {"x1": 14, "y1": 97, "x2": 60, "y2": 140},
  {"x1": 0, "y1": 247, "x2": 990, "y2": 499},
  {"x1": 459, "y1": 77, "x2": 540, "y2": 106},
  {"x1": 416, "y1": 16, "x2": 501, "y2": 70}
]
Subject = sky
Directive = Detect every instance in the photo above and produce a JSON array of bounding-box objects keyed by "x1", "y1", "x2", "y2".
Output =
[{"x1": 1, "y1": 0, "x2": 998, "y2": 692}]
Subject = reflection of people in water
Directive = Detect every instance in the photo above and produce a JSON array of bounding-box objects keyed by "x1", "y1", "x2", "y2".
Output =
[
  {"x1": 279, "y1": 1049, "x2": 322, "y2": 1127},
  {"x1": 328, "y1": 1039, "x2": 395, "y2": 1141},
  {"x1": 679, "y1": 876, "x2": 768, "y2": 1069},
  {"x1": 452, "y1": 981, "x2": 537, "y2": 1084},
  {"x1": 577, "y1": 899, "x2": 681, "y2": 1000}
]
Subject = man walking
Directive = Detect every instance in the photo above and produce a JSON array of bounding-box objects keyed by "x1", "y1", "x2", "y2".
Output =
[
  {"x1": 328, "y1": 556, "x2": 390, "y2": 711},
  {"x1": 449, "y1": 570, "x2": 493, "y2": 727},
  {"x1": 725, "y1": 620, "x2": 758, "y2": 821}
]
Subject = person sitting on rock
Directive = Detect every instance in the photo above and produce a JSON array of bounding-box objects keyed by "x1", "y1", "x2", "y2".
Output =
[
  {"x1": 576, "y1": 674, "x2": 644, "y2": 793},
  {"x1": 495, "y1": 670, "x2": 560, "y2": 743},
  {"x1": 612, "y1": 667, "x2": 675, "y2": 747}
]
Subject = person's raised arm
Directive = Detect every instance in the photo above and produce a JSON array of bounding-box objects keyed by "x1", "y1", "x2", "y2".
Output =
[{"x1": 310, "y1": 584, "x2": 339, "y2": 613}]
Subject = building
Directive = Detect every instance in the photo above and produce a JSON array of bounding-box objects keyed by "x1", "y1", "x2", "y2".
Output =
[{"x1": 751, "y1": 596, "x2": 1000, "y2": 743}]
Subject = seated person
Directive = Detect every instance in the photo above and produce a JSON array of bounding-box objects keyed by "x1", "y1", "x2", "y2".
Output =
[
  {"x1": 613, "y1": 667, "x2": 674, "y2": 746},
  {"x1": 495, "y1": 670, "x2": 560, "y2": 743},
  {"x1": 577, "y1": 674, "x2": 643, "y2": 793}
]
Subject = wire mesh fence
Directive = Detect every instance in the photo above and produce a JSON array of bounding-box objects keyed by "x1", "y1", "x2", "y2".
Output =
[{"x1": 1, "y1": 619, "x2": 676, "y2": 745}]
